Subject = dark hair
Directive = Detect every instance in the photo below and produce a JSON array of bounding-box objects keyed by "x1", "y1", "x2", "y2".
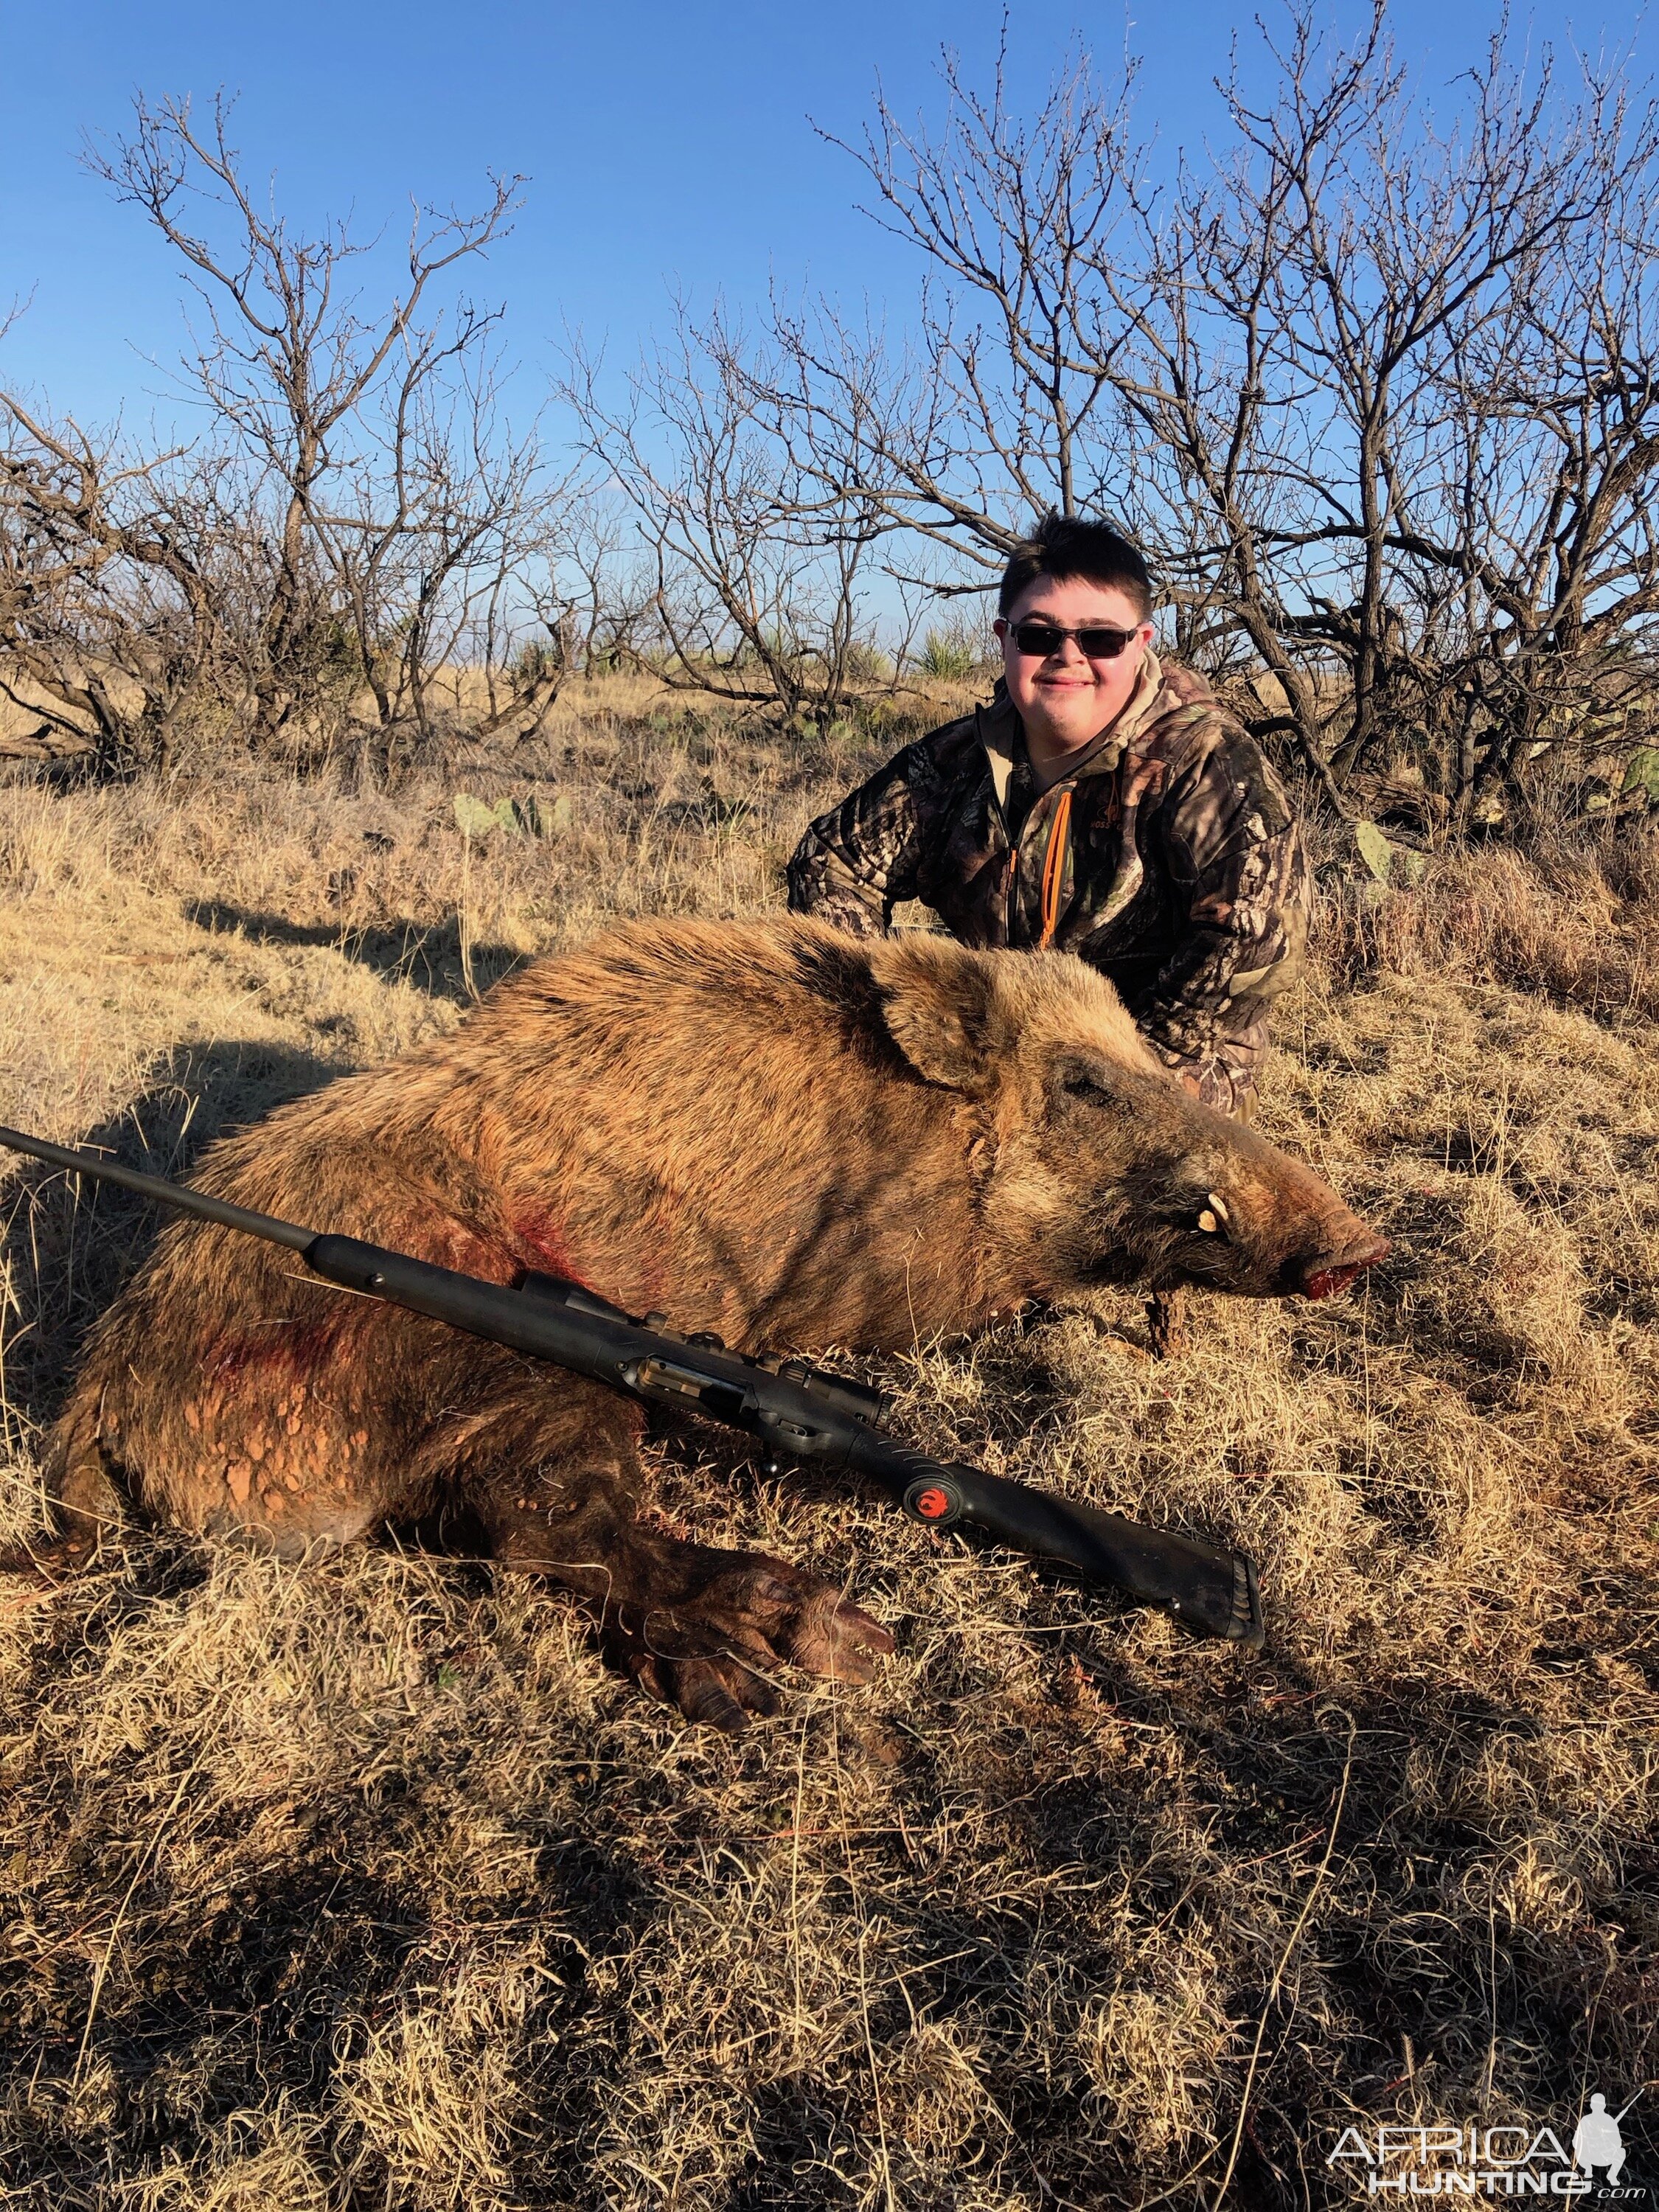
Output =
[{"x1": 998, "y1": 512, "x2": 1154, "y2": 621}]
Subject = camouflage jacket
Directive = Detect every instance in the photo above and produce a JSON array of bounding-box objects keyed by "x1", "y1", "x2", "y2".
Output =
[{"x1": 787, "y1": 655, "x2": 1310, "y2": 1113}]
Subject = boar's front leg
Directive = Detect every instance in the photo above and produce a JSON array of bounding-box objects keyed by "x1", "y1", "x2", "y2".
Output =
[{"x1": 439, "y1": 1370, "x2": 894, "y2": 1731}]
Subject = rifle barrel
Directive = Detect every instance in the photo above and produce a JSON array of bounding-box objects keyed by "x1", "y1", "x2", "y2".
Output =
[{"x1": 0, "y1": 1122, "x2": 316, "y2": 1252}]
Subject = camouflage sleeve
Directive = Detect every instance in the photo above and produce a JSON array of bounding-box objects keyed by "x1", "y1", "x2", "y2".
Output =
[
  {"x1": 1138, "y1": 722, "x2": 1310, "y2": 1115},
  {"x1": 786, "y1": 743, "x2": 929, "y2": 936}
]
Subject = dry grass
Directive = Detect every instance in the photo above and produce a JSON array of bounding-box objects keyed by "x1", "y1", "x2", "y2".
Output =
[{"x1": 1, "y1": 691, "x2": 1656, "y2": 2208}]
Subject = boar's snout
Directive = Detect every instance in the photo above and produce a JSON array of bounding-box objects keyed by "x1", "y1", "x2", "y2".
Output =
[
  {"x1": 1155, "y1": 1120, "x2": 1391, "y2": 1304},
  {"x1": 1284, "y1": 1228, "x2": 1391, "y2": 1301}
]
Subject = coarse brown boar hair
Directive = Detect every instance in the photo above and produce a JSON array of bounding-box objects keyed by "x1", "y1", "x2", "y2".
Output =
[{"x1": 14, "y1": 918, "x2": 1385, "y2": 1728}]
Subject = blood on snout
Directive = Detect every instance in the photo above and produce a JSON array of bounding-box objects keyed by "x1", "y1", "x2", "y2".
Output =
[{"x1": 1299, "y1": 1237, "x2": 1390, "y2": 1301}]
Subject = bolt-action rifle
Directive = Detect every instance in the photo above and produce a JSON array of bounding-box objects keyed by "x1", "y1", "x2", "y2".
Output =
[{"x1": 0, "y1": 1122, "x2": 1265, "y2": 1650}]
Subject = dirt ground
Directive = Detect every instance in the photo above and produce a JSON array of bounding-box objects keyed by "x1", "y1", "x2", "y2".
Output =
[{"x1": 1, "y1": 690, "x2": 1655, "y2": 2209}]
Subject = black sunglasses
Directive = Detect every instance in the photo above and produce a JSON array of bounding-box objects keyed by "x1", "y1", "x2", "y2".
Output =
[{"x1": 1006, "y1": 619, "x2": 1141, "y2": 660}]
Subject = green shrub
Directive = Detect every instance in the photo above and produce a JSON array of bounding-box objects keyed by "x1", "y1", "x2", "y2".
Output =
[{"x1": 919, "y1": 626, "x2": 982, "y2": 681}]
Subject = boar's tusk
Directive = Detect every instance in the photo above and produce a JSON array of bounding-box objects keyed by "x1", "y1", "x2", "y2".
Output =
[
  {"x1": 1197, "y1": 1208, "x2": 1220, "y2": 1234},
  {"x1": 1206, "y1": 1192, "x2": 1231, "y2": 1226}
]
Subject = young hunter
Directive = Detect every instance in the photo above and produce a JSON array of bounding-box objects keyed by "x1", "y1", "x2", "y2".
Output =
[{"x1": 787, "y1": 513, "x2": 1310, "y2": 1123}]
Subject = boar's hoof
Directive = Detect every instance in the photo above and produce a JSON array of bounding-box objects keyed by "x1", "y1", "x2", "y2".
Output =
[
  {"x1": 624, "y1": 1651, "x2": 782, "y2": 1732},
  {"x1": 610, "y1": 1552, "x2": 896, "y2": 1731},
  {"x1": 1146, "y1": 1288, "x2": 1190, "y2": 1360}
]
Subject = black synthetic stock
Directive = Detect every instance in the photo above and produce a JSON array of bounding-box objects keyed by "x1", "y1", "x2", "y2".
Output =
[
  {"x1": 0, "y1": 1125, "x2": 1265, "y2": 1649},
  {"x1": 839, "y1": 1430, "x2": 1262, "y2": 1644}
]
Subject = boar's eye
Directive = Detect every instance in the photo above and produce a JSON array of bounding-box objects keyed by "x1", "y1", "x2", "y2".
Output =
[{"x1": 1057, "y1": 1057, "x2": 1115, "y2": 1107}]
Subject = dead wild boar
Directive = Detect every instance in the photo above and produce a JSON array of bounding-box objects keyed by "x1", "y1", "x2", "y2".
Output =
[{"x1": 17, "y1": 918, "x2": 1385, "y2": 1727}]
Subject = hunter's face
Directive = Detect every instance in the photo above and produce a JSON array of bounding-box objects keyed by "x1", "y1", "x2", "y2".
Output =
[{"x1": 996, "y1": 576, "x2": 1154, "y2": 757}]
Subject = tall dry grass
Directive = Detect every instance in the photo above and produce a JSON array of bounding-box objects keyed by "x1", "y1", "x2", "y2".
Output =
[{"x1": 1, "y1": 689, "x2": 1656, "y2": 2208}]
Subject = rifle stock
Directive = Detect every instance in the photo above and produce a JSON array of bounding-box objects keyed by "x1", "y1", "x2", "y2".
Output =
[{"x1": 0, "y1": 1121, "x2": 1265, "y2": 1651}]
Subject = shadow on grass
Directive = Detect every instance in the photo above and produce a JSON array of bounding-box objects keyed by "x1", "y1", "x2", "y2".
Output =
[
  {"x1": 0, "y1": 1038, "x2": 337, "y2": 1430},
  {"x1": 0, "y1": 1587, "x2": 650, "y2": 2209},
  {"x1": 185, "y1": 900, "x2": 526, "y2": 1004}
]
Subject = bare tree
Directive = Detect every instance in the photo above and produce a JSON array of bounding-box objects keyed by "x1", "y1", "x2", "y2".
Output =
[
  {"x1": 305, "y1": 330, "x2": 577, "y2": 749},
  {"x1": 777, "y1": 40, "x2": 1139, "y2": 564},
  {"x1": 560, "y1": 305, "x2": 908, "y2": 726},
  {"x1": 0, "y1": 395, "x2": 250, "y2": 768},
  {"x1": 468, "y1": 490, "x2": 652, "y2": 737},
  {"x1": 759, "y1": 10, "x2": 1659, "y2": 823},
  {"x1": 1110, "y1": 10, "x2": 1659, "y2": 818},
  {"x1": 3, "y1": 101, "x2": 646, "y2": 770},
  {"x1": 81, "y1": 92, "x2": 522, "y2": 748}
]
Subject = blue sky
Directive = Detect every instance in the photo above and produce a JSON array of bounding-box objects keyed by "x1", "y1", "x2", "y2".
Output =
[{"x1": 1, "y1": 0, "x2": 1654, "y2": 437}]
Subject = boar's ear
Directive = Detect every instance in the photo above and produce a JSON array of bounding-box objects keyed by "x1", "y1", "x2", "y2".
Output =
[{"x1": 868, "y1": 937, "x2": 1001, "y2": 1093}]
